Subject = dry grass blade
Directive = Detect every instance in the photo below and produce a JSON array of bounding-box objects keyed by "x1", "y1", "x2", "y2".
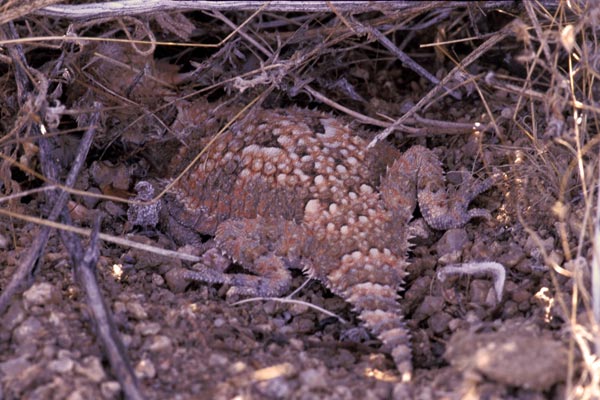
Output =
[
  {"x1": 0, "y1": 208, "x2": 202, "y2": 263},
  {"x1": 231, "y1": 297, "x2": 348, "y2": 324}
]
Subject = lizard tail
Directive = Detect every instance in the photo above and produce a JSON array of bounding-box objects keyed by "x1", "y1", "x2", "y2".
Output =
[
  {"x1": 349, "y1": 283, "x2": 413, "y2": 382},
  {"x1": 327, "y1": 249, "x2": 412, "y2": 381}
]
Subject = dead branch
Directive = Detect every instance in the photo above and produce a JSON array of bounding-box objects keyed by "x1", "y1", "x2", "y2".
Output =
[
  {"x1": 33, "y1": 1, "x2": 559, "y2": 21},
  {"x1": 60, "y1": 213, "x2": 144, "y2": 400}
]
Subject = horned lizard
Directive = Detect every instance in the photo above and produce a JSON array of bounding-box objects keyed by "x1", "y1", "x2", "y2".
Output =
[{"x1": 164, "y1": 106, "x2": 494, "y2": 382}]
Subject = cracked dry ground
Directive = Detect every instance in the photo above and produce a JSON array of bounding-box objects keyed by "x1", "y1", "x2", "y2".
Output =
[{"x1": 1, "y1": 132, "x2": 571, "y2": 400}]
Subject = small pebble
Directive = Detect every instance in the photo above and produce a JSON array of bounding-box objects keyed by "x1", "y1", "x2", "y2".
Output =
[
  {"x1": 100, "y1": 381, "x2": 122, "y2": 400},
  {"x1": 511, "y1": 289, "x2": 530, "y2": 303},
  {"x1": 428, "y1": 311, "x2": 452, "y2": 334},
  {"x1": 48, "y1": 357, "x2": 74, "y2": 373},
  {"x1": 436, "y1": 228, "x2": 468, "y2": 256},
  {"x1": 23, "y1": 282, "x2": 59, "y2": 309},
  {"x1": 469, "y1": 280, "x2": 491, "y2": 304},
  {"x1": 135, "y1": 358, "x2": 156, "y2": 379},
  {"x1": 82, "y1": 187, "x2": 102, "y2": 209},
  {"x1": 75, "y1": 356, "x2": 106, "y2": 382},
  {"x1": 1, "y1": 301, "x2": 25, "y2": 331},
  {"x1": 126, "y1": 301, "x2": 148, "y2": 320},
  {"x1": 152, "y1": 273, "x2": 165, "y2": 286},
  {"x1": 0, "y1": 356, "x2": 30, "y2": 379},
  {"x1": 13, "y1": 317, "x2": 43, "y2": 344},
  {"x1": 136, "y1": 321, "x2": 161, "y2": 336},
  {"x1": 498, "y1": 243, "x2": 525, "y2": 267},
  {"x1": 0, "y1": 232, "x2": 8, "y2": 249},
  {"x1": 255, "y1": 378, "x2": 291, "y2": 398},
  {"x1": 413, "y1": 295, "x2": 445, "y2": 323},
  {"x1": 148, "y1": 335, "x2": 172, "y2": 352},
  {"x1": 299, "y1": 367, "x2": 328, "y2": 389},
  {"x1": 229, "y1": 361, "x2": 247, "y2": 374},
  {"x1": 208, "y1": 353, "x2": 229, "y2": 367},
  {"x1": 165, "y1": 267, "x2": 190, "y2": 293}
]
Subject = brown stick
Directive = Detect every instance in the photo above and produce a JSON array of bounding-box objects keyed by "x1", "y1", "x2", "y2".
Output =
[
  {"x1": 33, "y1": 1, "x2": 561, "y2": 21},
  {"x1": 59, "y1": 212, "x2": 145, "y2": 400}
]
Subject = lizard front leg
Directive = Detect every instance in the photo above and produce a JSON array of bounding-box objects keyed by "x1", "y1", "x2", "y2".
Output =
[{"x1": 184, "y1": 217, "x2": 307, "y2": 297}]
